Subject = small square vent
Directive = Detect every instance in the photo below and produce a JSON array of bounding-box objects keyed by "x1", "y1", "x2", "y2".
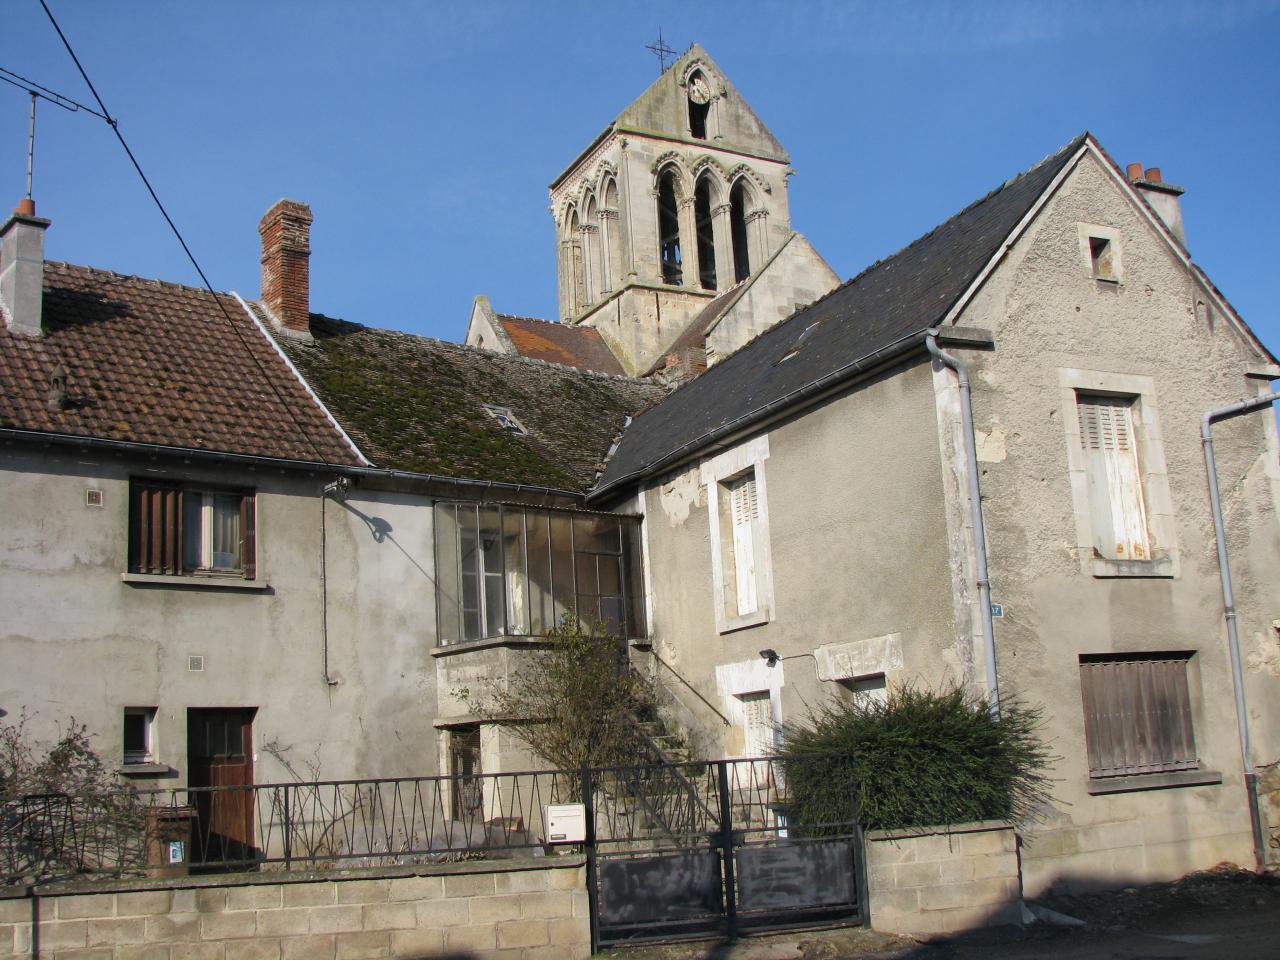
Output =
[
  {"x1": 85, "y1": 489, "x2": 104, "y2": 508},
  {"x1": 188, "y1": 656, "x2": 205, "y2": 672}
]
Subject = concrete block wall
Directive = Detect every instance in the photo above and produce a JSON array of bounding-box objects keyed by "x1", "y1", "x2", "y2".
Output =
[
  {"x1": 866, "y1": 821, "x2": 1021, "y2": 936},
  {"x1": 0, "y1": 859, "x2": 589, "y2": 960}
]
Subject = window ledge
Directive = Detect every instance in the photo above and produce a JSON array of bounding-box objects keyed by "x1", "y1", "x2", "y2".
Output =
[
  {"x1": 121, "y1": 573, "x2": 267, "y2": 591},
  {"x1": 1091, "y1": 557, "x2": 1175, "y2": 579},
  {"x1": 718, "y1": 609, "x2": 770, "y2": 635},
  {"x1": 1087, "y1": 769, "x2": 1221, "y2": 795},
  {"x1": 431, "y1": 635, "x2": 554, "y2": 658},
  {"x1": 117, "y1": 763, "x2": 175, "y2": 778}
]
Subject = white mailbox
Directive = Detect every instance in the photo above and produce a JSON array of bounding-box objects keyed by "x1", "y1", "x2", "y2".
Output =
[{"x1": 545, "y1": 803, "x2": 586, "y2": 844}]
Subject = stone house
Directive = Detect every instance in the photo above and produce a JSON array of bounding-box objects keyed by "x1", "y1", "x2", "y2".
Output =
[
  {"x1": 2, "y1": 43, "x2": 1278, "y2": 902},
  {"x1": 588, "y1": 132, "x2": 1280, "y2": 894}
]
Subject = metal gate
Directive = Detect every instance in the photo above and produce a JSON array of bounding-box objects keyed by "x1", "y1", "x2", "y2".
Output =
[{"x1": 583, "y1": 756, "x2": 866, "y2": 948}]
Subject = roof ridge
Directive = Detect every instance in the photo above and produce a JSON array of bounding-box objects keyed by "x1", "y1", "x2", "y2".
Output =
[
  {"x1": 603, "y1": 132, "x2": 1090, "y2": 457},
  {"x1": 46, "y1": 260, "x2": 236, "y2": 300},
  {"x1": 497, "y1": 313, "x2": 559, "y2": 326}
]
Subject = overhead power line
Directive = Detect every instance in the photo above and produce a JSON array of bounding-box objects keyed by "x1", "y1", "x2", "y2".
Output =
[{"x1": 32, "y1": 0, "x2": 333, "y2": 467}]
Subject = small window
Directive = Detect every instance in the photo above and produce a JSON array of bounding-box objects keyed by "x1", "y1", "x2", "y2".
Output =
[
  {"x1": 1089, "y1": 236, "x2": 1116, "y2": 280},
  {"x1": 129, "y1": 480, "x2": 256, "y2": 578},
  {"x1": 481, "y1": 404, "x2": 526, "y2": 434},
  {"x1": 123, "y1": 707, "x2": 156, "y2": 765},
  {"x1": 1079, "y1": 653, "x2": 1198, "y2": 779},
  {"x1": 839, "y1": 674, "x2": 888, "y2": 706}
]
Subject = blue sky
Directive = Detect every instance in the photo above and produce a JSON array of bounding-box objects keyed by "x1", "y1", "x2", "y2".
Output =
[{"x1": 2, "y1": 1, "x2": 1278, "y2": 359}]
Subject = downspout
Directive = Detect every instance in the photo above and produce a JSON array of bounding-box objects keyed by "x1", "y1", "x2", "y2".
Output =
[
  {"x1": 926, "y1": 329, "x2": 999, "y2": 715},
  {"x1": 320, "y1": 477, "x2": 351, "y2": 687},
  {"x1": 1201, "y1": 390, "x2": 1279, "y2": 872}
]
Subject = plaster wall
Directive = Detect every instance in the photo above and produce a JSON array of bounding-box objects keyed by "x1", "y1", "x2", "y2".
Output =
[
  {"x1": 947, "y1": 149, "x2": 1279, "y2": 892},
  {"x1": 0, "y1": 447, "x2": 441, "y2": 787},
  {"x1": 641, "y1": 360, "x2": 957, "y2": 754},
  {"x1": 704, "y1": 233, "x2": 840, "y2": 366}
]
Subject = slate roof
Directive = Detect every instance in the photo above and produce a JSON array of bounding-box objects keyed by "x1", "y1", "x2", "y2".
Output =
[
  {"x1": 277, "y1": 315, "x2": 667, "y2": 493},
  {"x1": 497, "y1": 314, "x2": 626, "y2": 376},
  {"x1": 593, "y1": 134, "x2": 1087, "y2": 498},
  {"x1": 0, "y1": 261, "x2": 361, "y2": 465}
]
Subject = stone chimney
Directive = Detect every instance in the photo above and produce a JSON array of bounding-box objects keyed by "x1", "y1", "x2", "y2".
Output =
[
  {"x1": 0, "y1": 198, "x2": 50, "y2": 337},
  {"x1": 258, "y1": 199, "x2": 313, "y2": 337},
  {"x1": 1125, "y1": 162, "x2": 1186, "y2": 247}
]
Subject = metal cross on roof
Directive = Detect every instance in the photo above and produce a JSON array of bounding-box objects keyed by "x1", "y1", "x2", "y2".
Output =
[{"x1": 645, "y1": 28, "x2": 676, "y2": 73}]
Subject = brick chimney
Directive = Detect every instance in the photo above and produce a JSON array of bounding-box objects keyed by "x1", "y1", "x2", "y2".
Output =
[
  {"x1": 0, "y1": 198, "x2": 50, "y2": 337},
  {"x1": 258, "y1": 199, "x2": 313, "y2": 337},
  {"x1": 1125, "y1": 162, "x2": 1186, "y2": 247}
]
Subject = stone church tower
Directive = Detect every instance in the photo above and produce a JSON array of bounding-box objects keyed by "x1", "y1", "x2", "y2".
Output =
[{"x1": 470, "y1": 44, "x2": 838, "y2": 379}]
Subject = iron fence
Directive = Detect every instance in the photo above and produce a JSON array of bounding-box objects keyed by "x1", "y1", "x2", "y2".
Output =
[{"x1": 2, "y1": 768, "x2": 573, "y2": 884}]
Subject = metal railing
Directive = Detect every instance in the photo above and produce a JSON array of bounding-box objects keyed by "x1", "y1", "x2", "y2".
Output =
[
  {"x1": 3, "y1": 756, "x2": 856, "y2": 888},
  {"x1": 2, "y1": 768, "x2": 573, "y2": 884}
]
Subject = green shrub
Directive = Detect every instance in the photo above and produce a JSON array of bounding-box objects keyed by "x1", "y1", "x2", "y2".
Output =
[{"x1": 779, "y1": 684, "x2": 1053, "y2": 832}]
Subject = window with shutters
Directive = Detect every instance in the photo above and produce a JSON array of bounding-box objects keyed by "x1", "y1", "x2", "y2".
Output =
[
  {"x1": 1077, "y1": 653, "x2": 1219, "y2": 793},
  {"x1": 1077, "y1": 395, "x2": 1149, "y2": 561},
  {"x1": 128, "y1": 479, "x2": 256, "y2": 579},
  {"x1": 702, "y1": 438, "x2": 774, "y2": 633},
  {"x1": 1058, "y1": 370, "x2": 1178, "y2": 578}
]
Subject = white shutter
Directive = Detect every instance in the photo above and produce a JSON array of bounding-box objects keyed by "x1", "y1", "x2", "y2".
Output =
[
  {"x1": 730, "y1": 475, "x2": 758, "y2": 615},
  {"x1": 740, "y1": 691, "x2": 775, "y2": 757},
  {"x1": 1078, "y1": 397, "x2": 1149, "y2": 560}
]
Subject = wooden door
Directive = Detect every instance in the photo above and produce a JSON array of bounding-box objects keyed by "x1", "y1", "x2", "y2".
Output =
[{"x1": 188, "y1": 708, "x2": 256, "y2": 866}]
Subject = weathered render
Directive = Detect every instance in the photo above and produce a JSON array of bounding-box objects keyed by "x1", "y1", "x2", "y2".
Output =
[{"x1": 596, "y1": 134, "x2": 1280, "y2": 893}]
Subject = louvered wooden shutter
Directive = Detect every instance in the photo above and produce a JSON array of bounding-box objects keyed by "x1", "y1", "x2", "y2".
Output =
[
  {"x1": 1079, "y1": 656, "x2": 1197, "y2": 777},
  {"x1": 240, "y1": 494, "x2": 256, "y2": 580},
  {"x1": 1078, "y1": 397, "x2": 1149, "y2": 560},
  {"x1": 729, "y1": 474, "x2": 758, "y2": 616},
  {"x1": 130, "y1": 481, "x2": 184, "y2": 575}
]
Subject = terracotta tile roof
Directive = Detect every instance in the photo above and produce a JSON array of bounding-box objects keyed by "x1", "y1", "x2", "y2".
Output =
[
  {"x1": 497, "y1": 315, "x2": 626, "y2": 376},
  {"x1": 277, "y1": 315, "x2": 666, "y2": 492},
  {"x1": 0, "y1": 262, "x2": 361, "y2": 465}
]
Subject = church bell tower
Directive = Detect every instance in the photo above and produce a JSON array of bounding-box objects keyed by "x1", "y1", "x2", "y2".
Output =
[{"x1": 548, "y1": 44, "x2": 808, "y2": 376}]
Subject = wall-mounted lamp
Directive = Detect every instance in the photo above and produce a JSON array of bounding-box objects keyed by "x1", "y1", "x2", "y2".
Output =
[{"x1": 759, "y1": 648, "x2": 780, "y2": 667}]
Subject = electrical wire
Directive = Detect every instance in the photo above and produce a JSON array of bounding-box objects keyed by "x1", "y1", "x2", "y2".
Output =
[{"x1": 34, "y1": 0, "x2": 333, "y2": 467}]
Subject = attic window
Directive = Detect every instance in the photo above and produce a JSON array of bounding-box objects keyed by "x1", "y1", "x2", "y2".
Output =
[
  {"x1": 1079, "y1": 224, "x2": 1121, "y2": 283},
  {"x1": 778, "y1": 322, "x2": 821, "y2": 363},
  {"x1": 482, "y1": 405, "x2": 526, "y2": 434}
]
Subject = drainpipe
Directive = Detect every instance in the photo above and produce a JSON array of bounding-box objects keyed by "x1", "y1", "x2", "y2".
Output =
[
  {"x1": 926, "y1": 329, "x2": 1000, "y2": 715},
  {"x1": 1201, "y1": 390, "x2": 1279, "y2": 872}
]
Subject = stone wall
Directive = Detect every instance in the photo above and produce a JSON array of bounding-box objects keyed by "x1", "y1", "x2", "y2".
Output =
[
  {"x1": 866, "y1": 821, "x2": 1021, "y2": 936},
  {"x1": 0, "y1": 858, "x2": 589, "y2": 960}
]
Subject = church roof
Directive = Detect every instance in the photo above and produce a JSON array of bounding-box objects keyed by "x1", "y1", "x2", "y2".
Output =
[
  {"x1": 592, "y1": 134, "x2": 1089, "y2": 499},
  {"x1": 496, "y1": 314, "x2": 626, "y2": 376},
  {"x1": 0, "y1": 261, "x2": 362, "y2": 466},
  {"x1": 277, "y1": 315, "x2": 666, "y2": 493}
]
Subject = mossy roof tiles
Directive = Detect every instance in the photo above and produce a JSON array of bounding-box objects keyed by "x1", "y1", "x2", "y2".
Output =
[{"x1": 278, "y1": 315, "x2": 666, "y2": 493}]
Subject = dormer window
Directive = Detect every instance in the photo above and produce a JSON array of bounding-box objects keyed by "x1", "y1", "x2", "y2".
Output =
[
  {"x1": 482, "y1": 405, "x2": 526, "y2": 434},
  {"x1": 688, "y1": 70, "x2": 711, "y2": 140}
]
